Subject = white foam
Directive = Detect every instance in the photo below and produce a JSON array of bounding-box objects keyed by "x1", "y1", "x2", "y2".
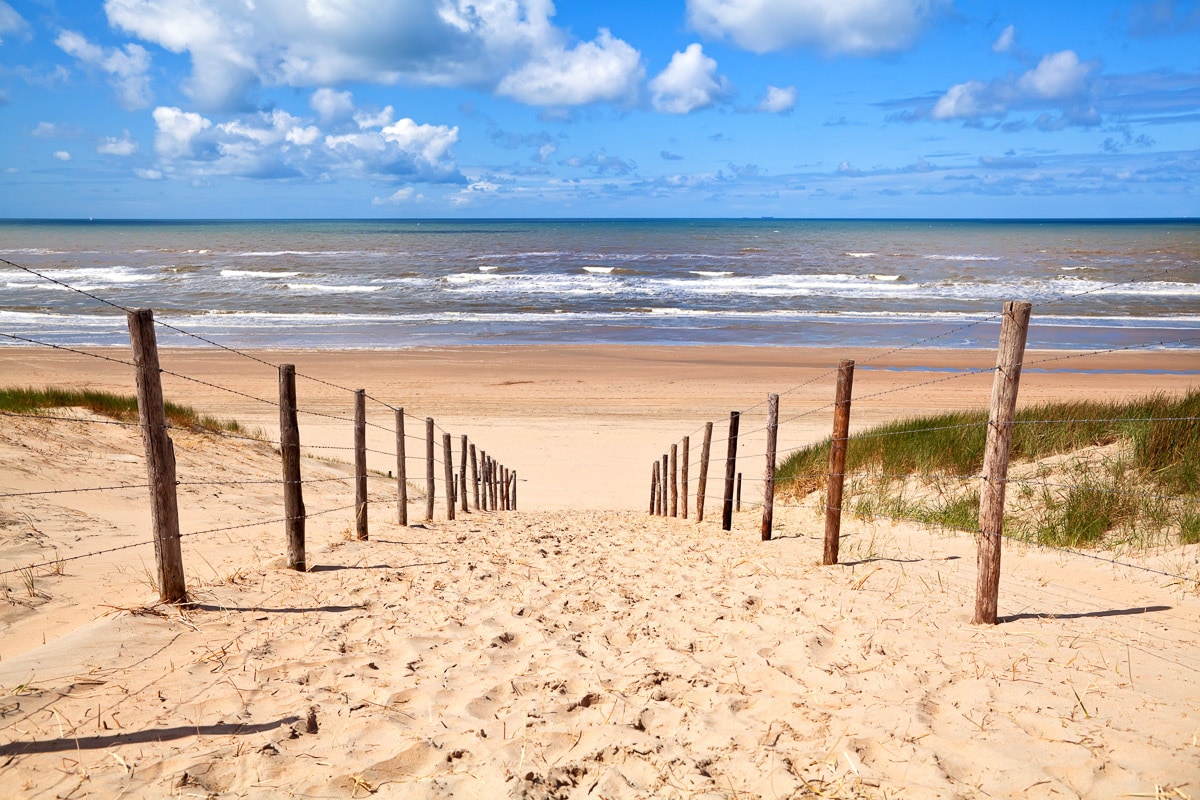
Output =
[
  {"x1": 870, "y1": 274, "x2": 902, "y2": 281},
  {"x1": 691, "y1": 271, "x2": 733, "y2": 277},
  {"x1": 583, "y1": 266, "x2": 615, "y2": 274},
  {"x1": 285, "y1": 283, "x2": 383, "y2": 294},
  {"x1": 923, "y1": 254, "x2": 1001, "y2": 261},
  {"x1": 845, "y1": 252, "x2": 876, "y2": 258},
  {"x1": 220, "y1": 269, "x2": 301, "y2": 278}
]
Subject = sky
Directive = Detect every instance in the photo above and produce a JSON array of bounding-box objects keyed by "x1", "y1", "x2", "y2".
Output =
[{"x1": 1, "y1": 0, "x2": 1198, "y2": 219}]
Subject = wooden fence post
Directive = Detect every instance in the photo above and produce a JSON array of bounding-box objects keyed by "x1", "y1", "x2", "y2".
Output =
[
  {"x1": 722, "y1": 412, "x2": 740, "y2": 531},
  {"x1": 736, "y1": 473, "x2": 743, "y2": 512},
  {"x1": 353, "y1": 390, "x2": 368, "y2": 540},
  {"x1": 396, "y1": 409, "x2": 408, "y2": 526},
  {"x1": 425, "y1": 418, "x2": 435, "y2": 521},
  {"x1": 279, "y1": 364, "x2": 305, "y2": 571},
  {"x1": 127, "y1": 309, "x2": 186, "y2": 604},
  {"x1": 670, "y1": 444, "x2": 679, "y2": 517},
  {"x1": 660, "y1": 454, "x2": 668, "y2": 516},
  {"x1": 443, "y1": 433, "x2": 456, "y2": 521},
  {"x1": 470, "y1": 444, "x2": 480, "y2": 510},
  {"x1": 680, "y1": 436, "x2": 690, "y2": 520},
  {"x1": 460, "y1": 435, "x2": 469, "y2": 514},
  {"x1": 824, "y1": 360, "x2": 856, "y2": 565},
  {"x1": 761, "y1": 393, "x2": 779, "y2": 541},
  {"x1": 696, "y1": 422, "x2": 713, "y2": 523},
  {"x1": 479, "y1": 451, "x2": 488, "y2": 511},
  {"x1": 512, "y1": 470, "x2": 518, "y2": 510},
  {"x1": 651, "y1": 462, "x2": 660, "y2": 514},
  {"x1": 503, "y1": 466, "x2": 511, "y2": 511},
  {"x1": 975, "y1": 301, "x2": 1032, "y2": 625}
]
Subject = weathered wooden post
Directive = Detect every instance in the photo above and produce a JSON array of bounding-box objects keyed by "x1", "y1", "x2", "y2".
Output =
[
  {"x1": 761, "y1": 393, "x2": 779, "y2": 541},
  {"x1": 460, "y1": 435, "x2": 469, "y2": 513},
  {"x1": 470, "y1": 444, "x2": 480, "y2": 510},
  {"x1": 353, "y1": 390, "x2": 368, "y2": 540},
  {"x1": 503, "y1": 466, "x2": 511, "y2": 511},
  {"x1": 696, "y1": 422, "x2": 713, "y2": 523},
  {"x1": 660, "y1": 454, "x2": 668, "y2": 516},
  {"x1": 670, "y1": 444, "x2": 679, "y2": 517},
  {"x1": 722, "y1": 412, "x2": 740, "y2": 531},
  {"x1": 279, "y1": 364, "x2": 306, "y2": 570},
  {"x1": 823, "y1": 360, "x2": 856, "y2": 565},
  {"x1": 442, "y1": 433, "x2": 456, "y2": 521},
  {"x1": 680, "y1": 435, "x2": 690, "y2": 519},
  {"x1": 425, "y1": 418, "x2": 435, "y2": 521},
  {"x1": 511, "y1": 470, "x2": 518, "y2": 510},
  {"x1": 650, "y1": 462, "x2": 659, "y2": 514},
  {"x1": 127, "y1": 309, "x2": 186, "y2": 604},
  {"x1": 736, "y1": 473, "x2": 743, "y2": 512},
  {"x1": 975, "y1": 301, "x2": 1032, "y2": 625},
  {"x1": 479, "y1": 450, "x2": 488, "y2": 511}
]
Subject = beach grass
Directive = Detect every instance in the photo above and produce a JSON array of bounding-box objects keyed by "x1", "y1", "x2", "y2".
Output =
[
  {"x1": 778, "y1": 388, "x2": 1200, "y2": 547},
  {"x1": 0, "y1": 386, "x2": 254, "y2": 437}
]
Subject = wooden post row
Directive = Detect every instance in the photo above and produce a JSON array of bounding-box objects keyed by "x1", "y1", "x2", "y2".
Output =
[
  {"x1": 279, "y1": 364, "x2": 306, "y2": 571},
  {"x1": 722, "y1": 411, "x2": 740, "y2": 531},
  {"x1": 680, "y1": 436, "x2": 689, "y2": 519},
  {"x1": 823, "y1": 360, "x2": 855, "y2": 565},
  {"x1": 425, "y1": 418, "x2": 435, "y2": 521},
  {"x1": 696, "y1": 422, "x2": 713, "y2": 523},
  {"x1": 127, "y1": 309, "x2": 187, "y2": 604},
  {"x1": 396, "y1": 409, "x2": 408, "y2": 526},
  {"x1": 761, "y1": 393, "x2": 779, "y2": 541},
  {"x1": 975, "y1": 301, "x2": 1032, "y2": 625}
]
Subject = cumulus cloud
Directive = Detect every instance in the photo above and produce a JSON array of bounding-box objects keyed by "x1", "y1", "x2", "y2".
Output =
[
  {"x1": 496, "y1": 29, "x2": 642, "y2": 106},
  {"x1": 926, "y1": 50, "x2": 1099, "y2": 128},
  {"x1": 686, "y1": 0, "x2": 950, "y2": 56},
  {"x1": 103, "y1": 0, "x2": 643, "y2": 112},
  {"x1": 992, "y1": 24, "x2": 1016, "y2": 53},
  {"x1": 53, "y1": 150, "x2": 72, "y2": 161},
  {"x1": 649, "y1": 44, "x2": 729, "y2": 114},
  {"x1": 310, "y1": 88, "x2": 354, "y2": 122},
  {"x1": 98, "y1": 131, "x2": 139, "y2": 156},
  {"x1": 148, "y1": 102, "x2": 463, "y2": 184},
  {"x1": 757, "y1": 85, "x2": 797, "y2": 113},
  {"x1": 56, "y1": 30, "x2": 153, "y2": 109}
]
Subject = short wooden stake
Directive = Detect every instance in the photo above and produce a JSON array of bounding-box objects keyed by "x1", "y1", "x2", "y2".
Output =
[
  {"x1": 680, "y1": 436, "x2": 690, "y2": 519},
  {"x1": 651, "y1": 462, "x2": 660, "y2": 514},
  {"x1": 396, "y1": 409, "x2": 408, "y2": 526},
  {"x1": 460, "y1": 435, "x2": 469, "y2": 514},
  {"x1": 823, "y1": 360, "x2": 856, "y2": 565},
  {"x1": 669, "y1": 444, "x2": 679, "y2": 518},
  {"x1": 470, "y1": 444, "x2": 480, "y2": 510},
  {"x1": 696, "y1": 422, "x2": 713, "y2": 523},
  {"x1": 975, "y1": 301, "x2": 1032, "y2": 625},
  {"x1": 127, "y1": 309, "x2": 186, "y2": 604},
  {"x1": 722, "y1": 412, "x2": 740, "y2": 531},
  {"x1": 443, "y1": 433, "x2": 456, "y2": 521},
  {"x1": 736, "y1": 472, "x2": 743, "y2": 512},
  {"x1": 660, "y1": 454, "x2": 669, "y2": 516},
  {"x1": 353, "y1": 389, "x2": 368, "y2": 541},
  {"x1": 425, "y1": 418, "x2": 435, "y2": 521},
  {"x1": 761, "y1": 393, "x2": 779, "y2": 541},
  {"x1": 279, "y1": 364, "x2": 305, "y2": 570}
]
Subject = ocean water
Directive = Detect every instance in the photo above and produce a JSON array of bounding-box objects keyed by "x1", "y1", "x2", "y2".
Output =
[{"x1": 1, "y1": 219, "x2": 1198, "y2": 351}]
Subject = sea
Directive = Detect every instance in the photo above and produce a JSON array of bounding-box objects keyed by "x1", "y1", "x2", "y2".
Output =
[{"x1": 1, "y1": 219, "x2": 1198, "y2": 352}]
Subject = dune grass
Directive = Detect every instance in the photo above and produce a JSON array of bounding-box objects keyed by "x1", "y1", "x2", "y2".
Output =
[
  {"x1": 777, "y1": 388, "x2": 1200, "y2": 548},
  {"x1": 0, "y1": 386, "x2": 253, "y2": 436}
]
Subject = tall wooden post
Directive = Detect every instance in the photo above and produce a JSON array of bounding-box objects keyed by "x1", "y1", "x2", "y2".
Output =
[
  {"x1": 503, "y1": 466, "x2": 511, "y2": 511},
  {"x1": 511, "y1": 470, "x2": 518, "y2": 510},
  {"x1": 424, "y1": 418, "x2": 435, "y2": 521},
  {"x1": 460, "y1": 435, "x2": 469, "y2": 513},
  {"x1": 127, "y1": 309, "x2": 186, "y2": 604},
  {"x1": 480, "y1": 451, "x2": 489, "y2": 511},
  {"x1": 761, "y1": 393, "x2": 779, "y2": 541},
  {"x1": 680, "y1": 436, "x2": 690, "y2": 519},
  {"x1": 353, "y1": 390, "x2": 368, "y2": 540},
  {"x1": 470, "y1": 444, "x2": 480, "y2": 510},
  {"x1": 279, "y1": 364, "x2": 306, "y2": 570},
  {"x1": 660, "y1": 454, "x2": 669, "y2": 516},
  {"x1": 975, "y1": 301, "x2": 1032, "y2": 625},
  {"x1": 651, "y1": 462, "x2": 660, "y2": 514},
  {"x1": 669, "y1": 444, "x2": 679, "y2": 518},
  {"x1": 443, "y1": 433, "x2": 456, "y2": 521},
  {"x1": 722, "y1": 412, "x2": 740, "y2": 531},
  {"x1": 396, "y1": 409, "x2": 408, "y2": 526},
  {"x1": 696, "y1": 422, "x2": 713, "y2": 523},
  {"x1": 824, "y1": 360, "x2": 856, "y2": 565}
]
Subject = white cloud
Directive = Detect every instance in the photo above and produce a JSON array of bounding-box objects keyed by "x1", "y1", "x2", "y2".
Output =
[
  {"x1": 757, "y1": 85, "x2": 797, "y2": 113},
  {"x1": 98, "y1": 131, "x2": 139, "y2": 156},
  {"x1": 0, "y1": 1, "x2": 26, "y2": 40},
  {"x1": 649, "y1": 43, "x2": 729, "y2": 114},
  {"x1": 686, "y1": 0, "x2": 950, "y2": 56},
  {"x1": 310, "y1": 88, "x2": 354, "y2": 122},
  {"x1": 153, "y1": 106, "x2": 212, "y2": 159},
  {"x1": 32, "y1": 122, "x2": 82, "y2": 138},
  {"x1": 992, "y1": 24, "x2": 1016, "y2": 53},
  {"x1": 930, "y1": 50, "x2": 1097, "y2": 125},
  {"x1": 135, "y1": 167, "x2": 164, "y2": 180},
  {"x1": 103, "y1": 0, "x2": 644, "y2": 112},
  {"x1": 55, "y1": 30, "x2": 153, "y2": 109},
  {"x1": 53, "y1": 150, "x2": 72, "y2": 161},
  {"x1": 496, "y1": 29, "x2": 642, "y2": 106},
  {"x1": 372, "y1": 186, "x2": 425, "y2": 205}
]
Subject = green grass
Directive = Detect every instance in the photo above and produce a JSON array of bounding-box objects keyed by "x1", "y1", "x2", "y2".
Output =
[
  {"x1": 778, "y1": 387, "x2": 1200, "y2": 547},
  {"x1": 0, "y1": 386, "x2": 252, "y2": 436}
]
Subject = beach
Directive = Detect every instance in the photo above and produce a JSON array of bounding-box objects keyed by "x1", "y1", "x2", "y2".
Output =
[{"x1": 1, "y1": 344, "x2": 1198, "y2": 798}]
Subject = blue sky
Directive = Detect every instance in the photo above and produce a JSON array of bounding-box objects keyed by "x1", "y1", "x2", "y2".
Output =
[{"x1": 1, "y1": 0, "x2": 1198, "y2": 218}]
